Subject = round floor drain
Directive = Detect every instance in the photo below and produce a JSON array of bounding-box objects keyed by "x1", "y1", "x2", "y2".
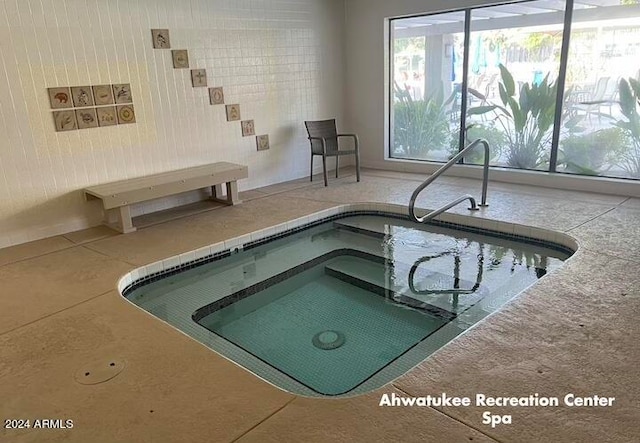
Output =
[
  {"x1": 74, "y1": 358, "x2": 126, "y2": 385},
  {"x1": 312, "y1": 330, "x2": 345, "y2": 350}
]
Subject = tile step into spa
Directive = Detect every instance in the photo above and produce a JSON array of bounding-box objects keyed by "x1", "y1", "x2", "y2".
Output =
[
  {"x1": 333, "y1": 216, "x2": 474, "y2": 272},
  {"x1": 323, "y1": 254, "x2": 488, "y2": 319},
  {"x1": 332, "y1": 217, "x2": 549, "y2": 313}
]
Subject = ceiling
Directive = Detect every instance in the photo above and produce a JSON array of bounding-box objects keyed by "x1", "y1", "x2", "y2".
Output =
[{"x1": 394, "y1": 0, "x2": 634, "y2": 32}]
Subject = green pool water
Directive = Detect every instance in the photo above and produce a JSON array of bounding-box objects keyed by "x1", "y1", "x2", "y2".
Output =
[{"x1": 198, "y1": 257, "x2": 447, "y2": 395}]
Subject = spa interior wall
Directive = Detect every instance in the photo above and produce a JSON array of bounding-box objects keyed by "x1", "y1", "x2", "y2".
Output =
[{"x1": 0, "y1": 0, "x2": 345, "y2": 248}]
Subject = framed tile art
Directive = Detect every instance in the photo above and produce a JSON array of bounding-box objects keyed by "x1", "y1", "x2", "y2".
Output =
[
  {"x1": 151, "y1": 29, "x2": 171, "y2": 49},
  {"x1": 191, "y1": 69, "x2": 207, "y2": 87},
  {"x1": 241, "y1": 120, "x2": 255, "y2": 137},
  {"x1": 113, "y1": 84, "x2": 132, "y2": 104},
  {"x1": 226, "y1": 104, "x2": 241, "y2": 121},
  {"x1": 71, "y1": 86, "x2": 94, "y2": 107},
  {"x1": 116, "y1": 105, "x2": 136, "y2": 124},
  {"x1": 48, "y1": 87, "x2": 72, "y2": 109},
  {"x1": 172, "y1": 50, "x2": 189, "y2": 69},
  {"x1": 96, "y1": 107, "x2": 117, "y2": 127},
  {"x1": 53, "y1": 110, "x2": 77, "y2": 131},
  {"x1": 209, "y1": 87, "x2": 224, "y2": 105},
  {"x1": 256, "y1": 134, "x2": 270, "y2": 151},
  {"x1": 76, "y1": 108, "x2": 99, "y2": 129},
  {"x1": 93, "y1": 85, "x2": 114, "y2": 106}
]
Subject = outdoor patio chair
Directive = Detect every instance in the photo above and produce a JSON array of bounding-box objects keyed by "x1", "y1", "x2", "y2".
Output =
[
  {"x1": 599, "y1": 76, "x2": 620, "y2": 116},
  {"x1": 305, "y1": 119, "x2": 361, "y2": 187},
  {"x1": 572, "y1": 76, "x2": 610, "y2": 122}
]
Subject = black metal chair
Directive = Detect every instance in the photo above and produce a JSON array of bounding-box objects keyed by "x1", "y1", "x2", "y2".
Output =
[{"x1": 305, "y1": 119, "x2": 361, "y2": 186}]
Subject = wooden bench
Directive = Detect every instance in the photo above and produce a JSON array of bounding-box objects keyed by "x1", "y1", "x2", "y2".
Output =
[{"x1": 84, "y1": 162, "x2": 248, "y2": 233}]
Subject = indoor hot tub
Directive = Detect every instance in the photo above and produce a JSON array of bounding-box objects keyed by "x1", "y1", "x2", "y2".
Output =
[{"x1": 120, "y1": 205, "x2": 574, "y2": 397}]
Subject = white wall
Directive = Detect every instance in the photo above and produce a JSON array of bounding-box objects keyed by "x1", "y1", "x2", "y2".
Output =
[{"x1": 0, "y1": 0, "x2": 346, "y2": 247}]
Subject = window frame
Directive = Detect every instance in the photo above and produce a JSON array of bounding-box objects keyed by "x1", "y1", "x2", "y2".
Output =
[{"x1": 386, "y1": 0, "x2": 640, "y2": 182}]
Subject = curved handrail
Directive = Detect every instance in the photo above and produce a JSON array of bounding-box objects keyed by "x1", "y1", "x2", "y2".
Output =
[{"x1": 409, "y1": 138, "x2": 490, "y2": 223}]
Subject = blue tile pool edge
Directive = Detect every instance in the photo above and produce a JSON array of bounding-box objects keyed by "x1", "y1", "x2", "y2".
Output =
[{"x1": 118, "y1": 204, "x2": 578, "y2": 298}]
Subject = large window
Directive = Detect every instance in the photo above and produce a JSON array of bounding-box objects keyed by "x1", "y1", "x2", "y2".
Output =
[
  {"x1": 389, "y1": 0, "x2": 640, "y2": 180},
  {"x1": 466, "y1": 1, "x2": 565, "y2": 171},
  {"x1": 559, "y1": 4, "x2": 640, "y2": 178},
  {"x1": 390, "y1": 12, "x2": 465, "y2": 162}
]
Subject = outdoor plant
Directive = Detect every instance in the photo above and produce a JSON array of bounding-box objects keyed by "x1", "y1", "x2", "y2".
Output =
[
  {"x1": 558, "y1": 127, "x2": 627, "y2": 175},
  {"x1": 393, "y1": 82, "x2": 455, "y2": 159},
  {"x1": 468, "y1": 64, "x2": 557, "y2": 169},
  {"x1": 448, "y1": 123, "x2": 506, "y2": 165},
  {"x1": 612, "y1": 77, "x2": 640, "y2": 177}
]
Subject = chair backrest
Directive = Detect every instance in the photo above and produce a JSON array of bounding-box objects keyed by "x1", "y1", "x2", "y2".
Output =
[
  {"x1": 603, "y1": 76, "x2": 619, "y2": 100},
  {"x1": 592, "y1": 77, "x2": 610, "y2": 100},
  {"x1": 305, "y1": 119, "x2": 338, "y2": 153}
]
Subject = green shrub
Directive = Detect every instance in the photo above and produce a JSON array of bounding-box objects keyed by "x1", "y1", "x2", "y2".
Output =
[
  {"x1": 468, "y1": 64, "x2": 557, "y2": 169},
  {"x1": 559, "y1": 127, "x2": 627, "y2": 175},
  {"x1": 393, "y1": 86, "x2": 454, "y2": 159},
  {"x1": 613, "y1": 78, "x2": 640, "y2": 177},
  {"x1": 449, "y1": 123, "x2": 506, "y2": 164}
]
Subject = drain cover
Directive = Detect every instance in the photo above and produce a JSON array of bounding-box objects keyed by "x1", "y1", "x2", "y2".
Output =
[
  {"x1": 312, "y1": 330, "x2": 345, "y2": 350},
  {"x1": 74, "y1": 358, "x2": 126, "y2": 385}
]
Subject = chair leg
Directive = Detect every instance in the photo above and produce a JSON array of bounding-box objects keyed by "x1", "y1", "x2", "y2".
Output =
[
  {"x1": 322, "y1": 155, "x2": 328, "y2": 186},
  {"x1": 310, "y1": 155, "x2": 314, "y2": 182},
  {"x1": 355, "y1": 151, "x2": 361, "y2": 182},
  {"x1": 336, "y1": 155, "x2": 339, "y2": 178}
]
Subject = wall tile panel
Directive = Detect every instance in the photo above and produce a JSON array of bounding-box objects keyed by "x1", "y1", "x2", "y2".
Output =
[{"x1": 0, "y1": 0, "x2": 345, "y2": 247}]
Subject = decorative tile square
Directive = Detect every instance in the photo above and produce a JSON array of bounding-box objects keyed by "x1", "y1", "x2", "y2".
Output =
[
  {"x1": 93, "y1": 85, "x2": 114, "y2": 105},
  {"x1": 112, "y1": 84, "x2": 132, "y2": 104},
  {"x1": 225, "y1": 104, "x2": 241, "y2": 121},
  {"x1": 53, "y1": 110, "x2": 77, "y2": 131},
  {"x1": 96, "y1": 107, "x2": 117, "y2": 127},
  {"x1": 71, "y1": 86, "x2": 94, "y2": 107},
  {"x1": 151, "y1": 29, "x2": 170, "y2": 49},
  {"x1": 76, "y1": 108, "x2": 98, "y2": 129},
  {"x1": 209, "y1": 87, "x2": 224, "y2": 105},
  {"x1": 116, "y1": 105, "x2": 136, "y2": 124},
  {"x1": 241, "y1": 120, "x2": 255, "y2": 137},
  {"x1": 256, "y1": 134, "x2": 270, "y2": 151},
  {"x1": 172, "y1": 50, "x2": 189, "y2": 69},
  {"x1": 191, "y1": 69, "x2": 207, "y2": 87},
  {"x1": 48, "y1": 87, "x2": 72, "y2": 109}
]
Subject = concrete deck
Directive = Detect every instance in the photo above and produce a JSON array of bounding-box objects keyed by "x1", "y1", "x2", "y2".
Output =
[{"x1": 0, "y1": 168, "x2": 637, "y2": 442}]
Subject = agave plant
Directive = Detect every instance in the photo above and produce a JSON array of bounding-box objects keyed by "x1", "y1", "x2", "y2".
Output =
[
  {"x1": 613, "y1": 78, "x2": 640, "y2": 177},
  {"x1": 468, "y1": 64, "x2": 557, "y2": 169}
]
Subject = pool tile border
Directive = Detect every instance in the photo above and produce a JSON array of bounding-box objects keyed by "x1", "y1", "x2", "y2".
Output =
[{"x1": 119, "y1": 203, "x2": 578, "y2": 297}]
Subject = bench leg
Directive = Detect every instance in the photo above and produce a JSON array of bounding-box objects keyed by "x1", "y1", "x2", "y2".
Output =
[
  {"x1": 226, "y1": 181, "x2": 240, "y2": 205},
  {"x1": 115, "y1": 205, "x2": 136, "y2": 233},
  {"x1": 212, "y1": 184, "x2": 224, "y2": 199},
  {"x1": 104, "y1": 206, "x2": 136, "y2": 234},
  {"x1": 211, "y1": 181, "x2": 241, "y2": 205}
]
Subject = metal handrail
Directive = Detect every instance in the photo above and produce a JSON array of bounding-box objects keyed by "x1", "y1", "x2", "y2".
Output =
[
  {"x1": 409, "y1": 138, "x2": 490, "y2": 223},
  {"x1": 408, "y1": 244, "x2": 485, "y2": 297}
]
